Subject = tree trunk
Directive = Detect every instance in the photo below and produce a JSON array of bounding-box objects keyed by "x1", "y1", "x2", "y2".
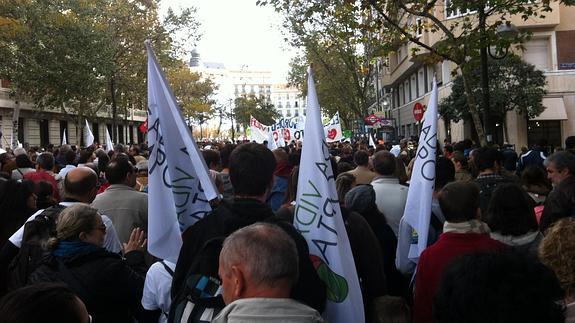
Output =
[{"x1": 461, "y1": 72, "x2": 487, "y2": 146}]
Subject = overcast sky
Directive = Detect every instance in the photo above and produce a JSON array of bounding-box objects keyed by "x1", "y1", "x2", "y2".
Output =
[{"x1": 160, "y1": 0, "x2": 294, "y2": 83}]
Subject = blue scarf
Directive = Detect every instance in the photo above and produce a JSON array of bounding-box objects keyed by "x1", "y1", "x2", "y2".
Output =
[{"x1": 53, "y1": 240, "x2": 101, "y2": 258}]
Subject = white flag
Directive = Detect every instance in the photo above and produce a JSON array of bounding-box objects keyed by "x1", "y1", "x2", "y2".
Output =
[
  {"x1": 146, "y1": 41, "x2": 219, "y2": 263},
  {"x1": 105, "y1": 127, "x2": 114, "y2": 153},
  {"x1": 84, "y1": 119, "x2": 94, "y2": 147},
  {"x1": 369, "y1": 133, "x2": 376, "y2": 148},
  {"x1": 267, "y1": 128, "x2": 277, "y2": 150},
  {"x1": 324, "y1": 112, "x2": 343, "y2": 143},
  {"x1": 402, "y1": 78, "x2": 438, "y2": 260},
  {"x1": 62, "y1": 129, "x2": 67, "y2": 145},
  {"x1": 250, "y1": 115, "x2": 268, "y2": 143},
  {"x1": 294, "y1": 67, "x2": 364, "y2": 323}
]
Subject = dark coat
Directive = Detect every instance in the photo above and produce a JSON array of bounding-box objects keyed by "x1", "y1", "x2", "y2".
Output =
[
  {"x1": 172, "y1": 198, "x2": 327, "y2": 313},
  {"x1": 30, "y1": 249, "x2": 147, "y2": 323},
  {"x1": 540, "y1": 176, "x2": 575, "y2": 231}
]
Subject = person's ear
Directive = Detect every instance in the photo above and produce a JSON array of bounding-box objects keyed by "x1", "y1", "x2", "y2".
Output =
[
  {"x1": 230, "y1": 265, "x2": 246, "y2": 299},
  {"x1": 78, "y1": 231, "x2": 88, "y2": 242},
  {"x1": 475, "y1": 207, "x2": 482, "y2": 220}
]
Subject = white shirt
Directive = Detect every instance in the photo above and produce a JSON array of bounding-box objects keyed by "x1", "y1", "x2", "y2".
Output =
[
  {"x1": 141, "y1": 260, "x2": 175, "y2": 323},
  {"x1": 58, "y1": 165, "x2": 77, "y2": 179},
  {"x1": 8, "y1": 202, "x2": 122, "y2": 253}
]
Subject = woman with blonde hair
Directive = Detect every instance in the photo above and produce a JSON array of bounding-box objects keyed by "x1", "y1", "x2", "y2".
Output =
[
  {"x1": 539, "y1": 218, "x2": 575, "y2": 322},
  {"x1": 30, "y1": 204, "x2": 147, "y2": 323}
]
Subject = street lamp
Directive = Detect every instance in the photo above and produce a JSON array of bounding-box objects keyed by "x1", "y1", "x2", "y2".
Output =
[{"x1": 479, "y1": 10, "x2": 519, "y2": 145}]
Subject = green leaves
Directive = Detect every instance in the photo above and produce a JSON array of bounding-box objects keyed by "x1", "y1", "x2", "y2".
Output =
[{"x1": 234, "y1": 95, "x2": 280, "y2": 129}]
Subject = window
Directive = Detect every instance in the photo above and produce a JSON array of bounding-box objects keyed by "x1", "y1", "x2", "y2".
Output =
[
  {"x1": 445, "y1": 0, "x2": 476, "y2": 19},
  {"x1": 415, "y1": 18, "x2": 424, "y2": 37},
  {"x1": 404, "y1": 80, "x2": 410, "y2": 102},
  {"x1": 410, "y1": 75, "x2": 417, "y2": 100},
  {"x1": 523, "y1": 38, "x2": 551, "y2": 71},
  {"x1": 399, "y1": 84, "x2": 404, "y2": 106},
  {"x1": 418, "y1": 68, "x2": 425, "y2": 96}
]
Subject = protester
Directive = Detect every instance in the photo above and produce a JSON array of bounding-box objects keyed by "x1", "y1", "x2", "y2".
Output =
[
  {"x1": 29, "y1": 204, "x2": 147, "y2": 323},
  {"x1": 11, "y1": 154, "x2": 35, "y2": 180},
  {"x1": 485, "y1": 183, "x2": 542, "y2": 257},
  {"x1": 345, "y1": 184, "x2": 407, "y2": 298},
  {"x1": 23, "y1": 152, "x2": 60, "y2": 201},
  {"x1": 345, "y1": 150, "x2": 377, "y2": 185},
  {"x1": 539, "y1": 218, "x2": 575, "y2": 322},
  {"x1": 212, "y1": 223, "x2": 325, "y2": 323},
  {"x1": 540, "y1": 151, "x2": 575, "y2": 231},
  {"x1": 452, "y1": 151, "x2": 473, "y2": 182},
  {"x1": 57, "y1": 149, "x2": 77, "y2": 179},
  {"x1": 371, "y1": 151, "x2": 409, "y2": 236},
  {"x1": 0, "y1": 283, "x2": 91, "y2": 323},
  {"x1": 434, "y1": 252, "x2": 564, "y2": 323},
  {"x1": 413, "y1": 181, "x2": 505, "y2": 323},
  {"x1": 396, "y1": 156, "x2": 454, "y2": 277},
  {"x1": 92, "y1": 154, "x2": 148, "y2": 244},
  {"x1": 0, "y1": 179, "x2": 36, "y2": 249},
  {"x1": 172, "y1": 143, "x2": 326, "y2": 320},
  {"x1": 517, "y1": 139, "x2": 547, "y2": 175},
  {"x1": 521, "y1": 165, "x2": 552, "y2": 206},
  {"x1": 218, "y1": 143, "x2": 236, "y2": 198},
  {"x1": 473, "y1": 147, "x2": 513, "y2": 215},
  {"x1": 267, "y1": 148, "x2": 293, "y2": 212},
  {"x1": 141, "y1": 260, "x2": 176, "y2": 323}
]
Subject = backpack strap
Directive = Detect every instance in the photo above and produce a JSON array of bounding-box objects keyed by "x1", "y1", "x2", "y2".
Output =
[{"x1": 161, "y1": 260, "x2": 174, "y2": 277}]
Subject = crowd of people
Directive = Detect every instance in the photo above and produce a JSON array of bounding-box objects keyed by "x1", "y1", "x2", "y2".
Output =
[{"x1": 0, "y1": 135, "x2": 574, "y2": 323}]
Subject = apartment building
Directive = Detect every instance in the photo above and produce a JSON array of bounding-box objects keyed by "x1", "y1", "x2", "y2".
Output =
[{"x1": 379, "y1": 2, "x2": 575, "y2": 150}]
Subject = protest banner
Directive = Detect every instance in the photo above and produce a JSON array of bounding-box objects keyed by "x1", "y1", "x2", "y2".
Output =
[
  {"x1": 295, "y1": 66, "x2": 364, "y2": 323},
  {"x1": 146, "y1": 41, "x2": 219, "y2": 262}
]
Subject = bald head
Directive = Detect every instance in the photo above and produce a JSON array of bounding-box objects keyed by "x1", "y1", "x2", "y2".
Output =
[{"x1": 64, "y1": 167, "x2": 98, "y2": 202}]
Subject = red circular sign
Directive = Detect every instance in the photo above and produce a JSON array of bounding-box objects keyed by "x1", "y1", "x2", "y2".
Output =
[{"x1": 413, "y1": 102, "x2": 425, "y2": 122}]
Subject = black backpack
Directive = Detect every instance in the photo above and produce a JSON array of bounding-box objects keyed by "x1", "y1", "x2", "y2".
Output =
[
  {"x1": 7, "y1": 205, "x2": 65, "y2": 291},
  {"x1": 168, "y1": 237, "x2": 226, "y2": 323}
]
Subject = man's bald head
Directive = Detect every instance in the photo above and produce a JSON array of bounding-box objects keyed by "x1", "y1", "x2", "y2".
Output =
[{"x1": 64, "y1": 167, "x2": 98, "y2": 202}]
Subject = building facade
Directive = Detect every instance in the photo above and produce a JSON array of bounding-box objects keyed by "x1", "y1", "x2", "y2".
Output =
[
  {"x1": 379, "y1": 2, "x2": 575, "y2": 150},
  {"x1": 0, "y1": 80, "x2": 146, "y2": 149}
]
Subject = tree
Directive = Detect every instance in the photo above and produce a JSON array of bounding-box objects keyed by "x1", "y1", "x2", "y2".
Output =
[
  {"x1": 260, "y1": 0, "x2": 569, "y2": 145},
  {"x1": 234, "y1": 95, "x2": 280, "y2": 129},
  {"x1": 258, "y1": 1, "x2": 383, "y2": 127},
  {"x1": 439, "y1": 54, "x2": 546, "y2": 141}
]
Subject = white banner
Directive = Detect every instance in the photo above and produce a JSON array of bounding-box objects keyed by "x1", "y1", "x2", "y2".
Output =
[
  {"x1": 84, "y1": 119, "x2": 94, "y2": 147},
  {"x1": 324, "y1": 112, "x2": 343, "y2": 143},
  {"x1": 105, "y1": 127, "x2": 114, "y2": 153},
  {"x1": 62, "y1": 129, "x2": 67, "y2": 146},
  {"x1": 146, "y1": 41, "x2": 219, "y2": 263},
  {"x1": 294, "y1": 67, "x2": 364, "y2": 323},
  {"x1": 250, "y1": 116, "x2": 268, "y2": 143},
  {"x1": 402, "y1": 78, "x2": 438, "y2": 260}
]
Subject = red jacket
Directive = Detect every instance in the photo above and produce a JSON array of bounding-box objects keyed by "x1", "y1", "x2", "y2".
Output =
[{"x1": 413, "y1": 232, "x2": 505, "y2": 323}]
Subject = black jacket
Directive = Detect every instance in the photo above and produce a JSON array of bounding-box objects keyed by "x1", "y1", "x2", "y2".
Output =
[
  {"x1": 172, "y1": 198, "x2": 327, "y2": 313},
  {"x1": 540, "y1": 176, "x2": 575, "y2": 231},
  {"x1": 29, "y1": 249, "x2": 147, "y2": 323}
]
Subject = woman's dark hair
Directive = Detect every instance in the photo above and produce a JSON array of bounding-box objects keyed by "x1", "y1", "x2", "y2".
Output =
[
  {"x1": 0, "y1": 179, "x2": 36, "y2": 219},
  {"x1": 485, "y1": 183, "x2": 538, "y2": 236},
  {"x1": 35, "y1": 181, "x2": 56, "y2": 210},
  {"x1": 15, "y1": 154, "x2": 33, "y2": 168},
  {"x1": 283, "y1": 166, "x2": 299, "y2": 205},
  {"x1": 521, "y1": 165, "x2": 551, "y2": 190},
  {"x1": 0, "y1": 283, "x2": 86, "y2": 323},
  {"x1": 434, "y1": 251, "x2": 564, "y2": 323}
]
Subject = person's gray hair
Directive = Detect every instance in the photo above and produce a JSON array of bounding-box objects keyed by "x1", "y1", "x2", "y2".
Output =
[
  {"x1": 544, "y1": 151, "x2": 575, "y2": 174},
  {"x1": 220, "y1": 223, "x2": 299, "y2": 288},
  {"x1": 36, "y1": 152, "x2": 55, "y2": 171},
  {"x1": 13, "y1": 147, "x2": 27, "y2": 156}
]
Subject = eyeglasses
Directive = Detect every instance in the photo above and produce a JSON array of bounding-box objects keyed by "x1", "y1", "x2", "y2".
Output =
[{"x1": 88, "y1": 314, "x2": 93, "y2": 323}]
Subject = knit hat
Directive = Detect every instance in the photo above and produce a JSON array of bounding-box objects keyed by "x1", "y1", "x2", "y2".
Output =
[{"x1": 345, "y1": 184, "x2": 376, "y2": 214}]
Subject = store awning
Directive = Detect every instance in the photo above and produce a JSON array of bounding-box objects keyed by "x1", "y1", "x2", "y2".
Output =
[{"x1": 531, "y1": 97, "x2": 568, "y2": 121}]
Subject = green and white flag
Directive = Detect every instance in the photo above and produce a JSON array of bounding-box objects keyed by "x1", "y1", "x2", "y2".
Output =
[{"x1": 294, "y1": 66, "x2": 364, "y2": 323}]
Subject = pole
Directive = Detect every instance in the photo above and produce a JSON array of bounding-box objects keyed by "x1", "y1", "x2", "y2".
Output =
[
  {"x1": 111, "y1": 76, "x2": 118, "y2": 143},
  {"x1": 479, "y1": 8, "x2": 494, "y2": 145},
  {"x1": 230, "y1": 99, "x2": 235, "y2": 141}
]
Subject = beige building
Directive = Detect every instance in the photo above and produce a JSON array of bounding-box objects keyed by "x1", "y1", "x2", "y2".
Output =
[
  {"x1": 379, "y1": 2, "x2": 575, "y2": 150},
  {"x1": 0, "y1": 80, "x2": 146, "y2": 148}
]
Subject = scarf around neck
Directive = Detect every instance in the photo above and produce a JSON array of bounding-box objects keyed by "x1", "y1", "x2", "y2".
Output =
[
  {"x1": 53, "y1": 240, "x2": 101, "y2": 258},
  {"x1": 443, "y1": 219, "x2": 491, "y2": 235}
]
